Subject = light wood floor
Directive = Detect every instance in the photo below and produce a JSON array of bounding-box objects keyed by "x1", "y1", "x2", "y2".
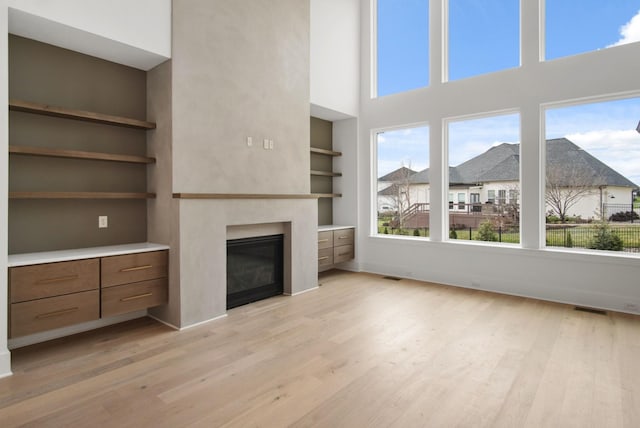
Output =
[{"x1": 1, "y1": 270, "x2": 639, "y2": 427}]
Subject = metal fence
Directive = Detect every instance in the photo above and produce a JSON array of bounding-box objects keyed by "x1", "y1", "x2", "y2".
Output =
[{"x1": 381, "y1": 224, "x2": 640, "y2": 253}]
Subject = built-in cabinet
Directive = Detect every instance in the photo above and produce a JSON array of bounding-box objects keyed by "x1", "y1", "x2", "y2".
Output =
[
  {"x1": 317, "y1": 226, "x2": 355, "y2": 272},
  {"x1": 8, "y1": 245, "x2": 169, "y2": 339}
]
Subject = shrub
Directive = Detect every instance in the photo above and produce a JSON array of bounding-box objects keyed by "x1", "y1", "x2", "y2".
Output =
[
  {"x1": 413, "y1": 229, "x2": 420, "y2": 236},
  {"x1": 476, "y1": 221, "x2": 498, "y2": 241},
  {"x1": 449, "y1": 229, "x2": 458, "y2": 239},
  {"x1": 546, "y1": 215, "x2": 560, "y2": 224},
  {"x1": 587, "y1": 222, "x2": 623, "y2": 251},
  {"x1": 609, "y1": 211, "x2": 640, "y2": 222},
  {"x1": 383, "y1": 227, "x2": 388, "y2": 234}
]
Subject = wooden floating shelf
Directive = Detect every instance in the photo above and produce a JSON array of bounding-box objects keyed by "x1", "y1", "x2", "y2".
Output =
[
  {"x1": 310, "y1": 147, "x2": 342, "y2": 157},
  {"x1": 173, "y1": 193, "x2": 320, "y2": 200},
  {"x1": 310, "y1": 170, "x2": 342, "y2": 177},
  {"x1": 9, "y1": 145, "x2": 155, "y2": 164},
  {"x1": 9, "y1": 99, "x2": 156, "y2": 130},
  {"x1": 10, "y1": 192, "x2": 156, "y2": 200},
  {"x1": 313, "y1": 193, "x2": 342, "y2": 198}
]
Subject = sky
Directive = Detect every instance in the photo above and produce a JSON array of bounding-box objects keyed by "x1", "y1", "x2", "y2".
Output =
[{"x1": 376, "y1": 1, "x2": 640, "y2": 184}]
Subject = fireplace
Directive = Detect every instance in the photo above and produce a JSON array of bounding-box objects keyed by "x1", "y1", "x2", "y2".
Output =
[{"x1": 226, "y1": 234, "x2": 284, "y2": 309}]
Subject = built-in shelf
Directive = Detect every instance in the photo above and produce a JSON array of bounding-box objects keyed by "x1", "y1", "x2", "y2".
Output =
[
  {"x1": 9, "y1": 145, "x2": 155, "y2": 164},
  {"x1": 313, "y1": 193, "x2": 342, "y2": 198},
  {"x1": 9, "y1": 99, "x2": 156, "y2": 130},
  {"x1": 10, "y1": 192, "x2": 156, "y2": 199},
  {"x1": 173, "y1": 193, "x2": 320, "y2": 200},
  {"x1": 310, "y1": 147, "x2": 342, "y2": 157},
  {"x1": 310, "y1": 170, "x2": 342, "y2": 177}
]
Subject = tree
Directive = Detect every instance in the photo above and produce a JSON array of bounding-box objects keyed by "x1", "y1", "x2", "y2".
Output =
[
  {"x1": 587, "y1": 221, "x2": 623, "y2": 251},
  {"x1": 476, "y1": 220, "x2": 498, "y2": 241},
  {"x1": 545, "y1": 163, "x2": 599, "y2": 223},
  {"x1": 387, "y1": 163, "x2": 414, "y2": 230}
]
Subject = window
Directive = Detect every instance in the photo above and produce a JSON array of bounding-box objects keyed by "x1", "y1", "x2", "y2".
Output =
[
  {"x1": 498, "y1": 189, "x2": 506, "y2": 205},
  {"x1": 545, "y1": 97, "x2": 640, "y2": 253},
  {"x1": 509, "y1": 189, "x2": 518, "y2": 204},
  {"x1": 376, "y1": 0, "x2": 429, "y2": 97},
  {"x1": 449, "y1": 193, "x2": 454, "y2": 210},
  {"x1": 376, "y1": 125, "x2": 429, "y2": 236},
  {"x1": 545, "y1": 1, "x2": 640, "y2": 60},
  {"x1": 487, "y1": 190, "x2": 495, "y2": 204},
  {"x1": 448, "y1": 113, "x2": 520, "y2": 243},
  {"x1": 447, "y1": 0, "x2": 519, "y2": 81}
]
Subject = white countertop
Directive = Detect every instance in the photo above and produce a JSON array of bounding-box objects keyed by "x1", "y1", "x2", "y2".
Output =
[
  {"x1": 318, "y1": 225, "x2": 355, "y2": 232},
  {"x1": 8, "y1": 242, "x2": 170, "y2": 267}
]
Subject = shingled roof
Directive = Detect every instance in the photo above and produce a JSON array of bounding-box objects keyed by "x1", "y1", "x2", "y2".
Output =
[
  {"x1": 378, "y1": 166, "x2": 417, "y2": 182},
  {"x1": 381, "y1": 138, "x2": 637, "y2": 189}
]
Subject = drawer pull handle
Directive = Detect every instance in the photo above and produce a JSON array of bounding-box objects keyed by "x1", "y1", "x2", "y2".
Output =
[
  {"x1": 36, "y1": 307, "x2": 79, "y2": 319},
  {"x1": 338, "y1": 236, "x2": 350, "y2": 240},
  {"x1": 36, "y1": 274, "x2": 79, "y2": 285},
  {"x1": 338, "y1": 252, "x2": 351, "y2": 257},
  {"x1": 318, "y1": 256, "x2": 330, "y2": 261},
  {"x1": 121, "y1": 292, "x2": 153, "y2": 302},
  {"x1": 318, "y1": 239, "x2": 329, "y2": 243},
  {"x1": 120, "y1": 265, "x2": 153, "y2": 273}
]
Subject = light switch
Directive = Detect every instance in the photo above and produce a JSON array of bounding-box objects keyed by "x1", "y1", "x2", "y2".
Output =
[
  {"x1": 269, "y1": 140, "x2": 274, "y2": 149},
  {"x1": 98, "y1": 216, "x2": 108, "y2": 228},
  {"x1": 247, "y1": 136, "x2": 253, "y2": 147},
  {"x1": 263, "y1": 139, "x2": 269, "y2": 149}
]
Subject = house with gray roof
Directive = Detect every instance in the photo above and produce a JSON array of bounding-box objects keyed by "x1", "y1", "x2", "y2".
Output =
[{"x1": 379, "y1": 138, "x2": 637, "y2": 220}]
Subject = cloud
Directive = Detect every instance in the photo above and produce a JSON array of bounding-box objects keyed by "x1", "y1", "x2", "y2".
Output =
[
  {"x1": 608, "y1": 10, "x2": 640, "y2": 47},
  {"x1": 566, "y1": 129, "x2": 640, "y2": 184}
]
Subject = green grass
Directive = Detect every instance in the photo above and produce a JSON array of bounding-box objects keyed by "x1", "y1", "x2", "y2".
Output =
[{"x1": 375, "y1": 221, "x2": 640, "y2": 249}]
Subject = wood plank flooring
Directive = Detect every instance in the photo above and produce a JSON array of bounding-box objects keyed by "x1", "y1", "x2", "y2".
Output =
[{"x1": 1, "y1": 270, "x2": 639, "y2": 427}]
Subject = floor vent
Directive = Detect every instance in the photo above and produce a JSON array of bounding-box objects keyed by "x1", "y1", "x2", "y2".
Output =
[
  {"x1": 382, "y1": 276, "x2": 402, "y2": 281},
  {"x1": 574, "y1": 306, "x2": 607, "y2": 316}
]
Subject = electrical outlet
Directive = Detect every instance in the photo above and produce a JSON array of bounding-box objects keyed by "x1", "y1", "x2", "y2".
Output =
[{"x1": 98, "y1": 216, "x2": 108, "y2": 228}]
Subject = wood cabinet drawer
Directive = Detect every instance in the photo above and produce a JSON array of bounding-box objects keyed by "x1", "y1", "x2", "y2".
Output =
[
  {"x1": 9, "y1": 259, "x2": 99, "y2": 303},
  {"x1": 318, "y1": 231, "x2": 333, "y2": 249},
  {"x1": 101, "y1": 250, "x2": 168, "y2": 288},
  {"x1": 318, "y1": 247, "x2": 334, "y2": 268},
  {"x1": 101, "y1": 278, "x2": 168, "y2": 317},
  {"x1": 334, "y1": 244, "x2": 354, "y2": 264},
  {"x1": 334, "y1": 228, "x2": 354, "y2": 246},
  {"x1": 10, "y1": 290, "x2": 100, "y2": 338}
]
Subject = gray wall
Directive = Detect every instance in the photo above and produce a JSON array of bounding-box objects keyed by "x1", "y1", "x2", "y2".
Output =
[
  {"x1": 171, "y1": 0, "x2": 310, "y2": 194},
  {"x1": 8, "y1": 36, "x2": 149, "y2": 253},
  {"x1": 151, "y1": 0, "x2": 317, "y2": 328}
]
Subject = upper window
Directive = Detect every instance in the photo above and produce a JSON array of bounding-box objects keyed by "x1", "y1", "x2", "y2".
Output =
[
  {"x1": 375, "y1": 125, "x2": 429, "y2": 237},
  {"x1": 447, "y1": 0, "x2": 520, "y2": 81},
  {"x1": 376, "y1": 0, "x2": 429, "y2": 97},
  {"x1": 545, "y1": 1, "x2": 640, "y2": 60}
]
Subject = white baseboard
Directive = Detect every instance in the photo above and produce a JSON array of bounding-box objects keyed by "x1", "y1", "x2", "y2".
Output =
[
  {"x1": 177, "y1": 313, "x2": 228, "y2": 331},
  {"x1": 0, "y1": 349, "x2": 12, "y2": 378},
  {"x1": 286, "y1": 286, "x2": 319, "y2": 296}
]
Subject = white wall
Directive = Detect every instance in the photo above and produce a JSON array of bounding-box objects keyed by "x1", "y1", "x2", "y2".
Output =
[
  {"x1": 310, "y1": 0, "x2": 360, "y2": 118},
  {"x1": 7, "y1": 0, "x2": 171, "y2": 70},
  {"x1": 357, "y1": 0, "x2": 640, "y2": 314},
  {"x1": 0, "y1": 0, "x2": 11, "y2": 378}
]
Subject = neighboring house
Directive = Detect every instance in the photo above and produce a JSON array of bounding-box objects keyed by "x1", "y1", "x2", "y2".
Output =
[
  {"x1": 378, "y1": 138, "x2": 637, "y2": 220},
  {"x1": 377, "y1": 166, "x2": 417, "y2": 212}
]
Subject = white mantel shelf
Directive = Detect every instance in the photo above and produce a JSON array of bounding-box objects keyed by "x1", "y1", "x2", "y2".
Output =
[
  {"x1": 318, "y1": 225, "x2": 355, "y2": 232},
  {"x1": 8, "y1": 242, "x2": 170, "y2": 267}
]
